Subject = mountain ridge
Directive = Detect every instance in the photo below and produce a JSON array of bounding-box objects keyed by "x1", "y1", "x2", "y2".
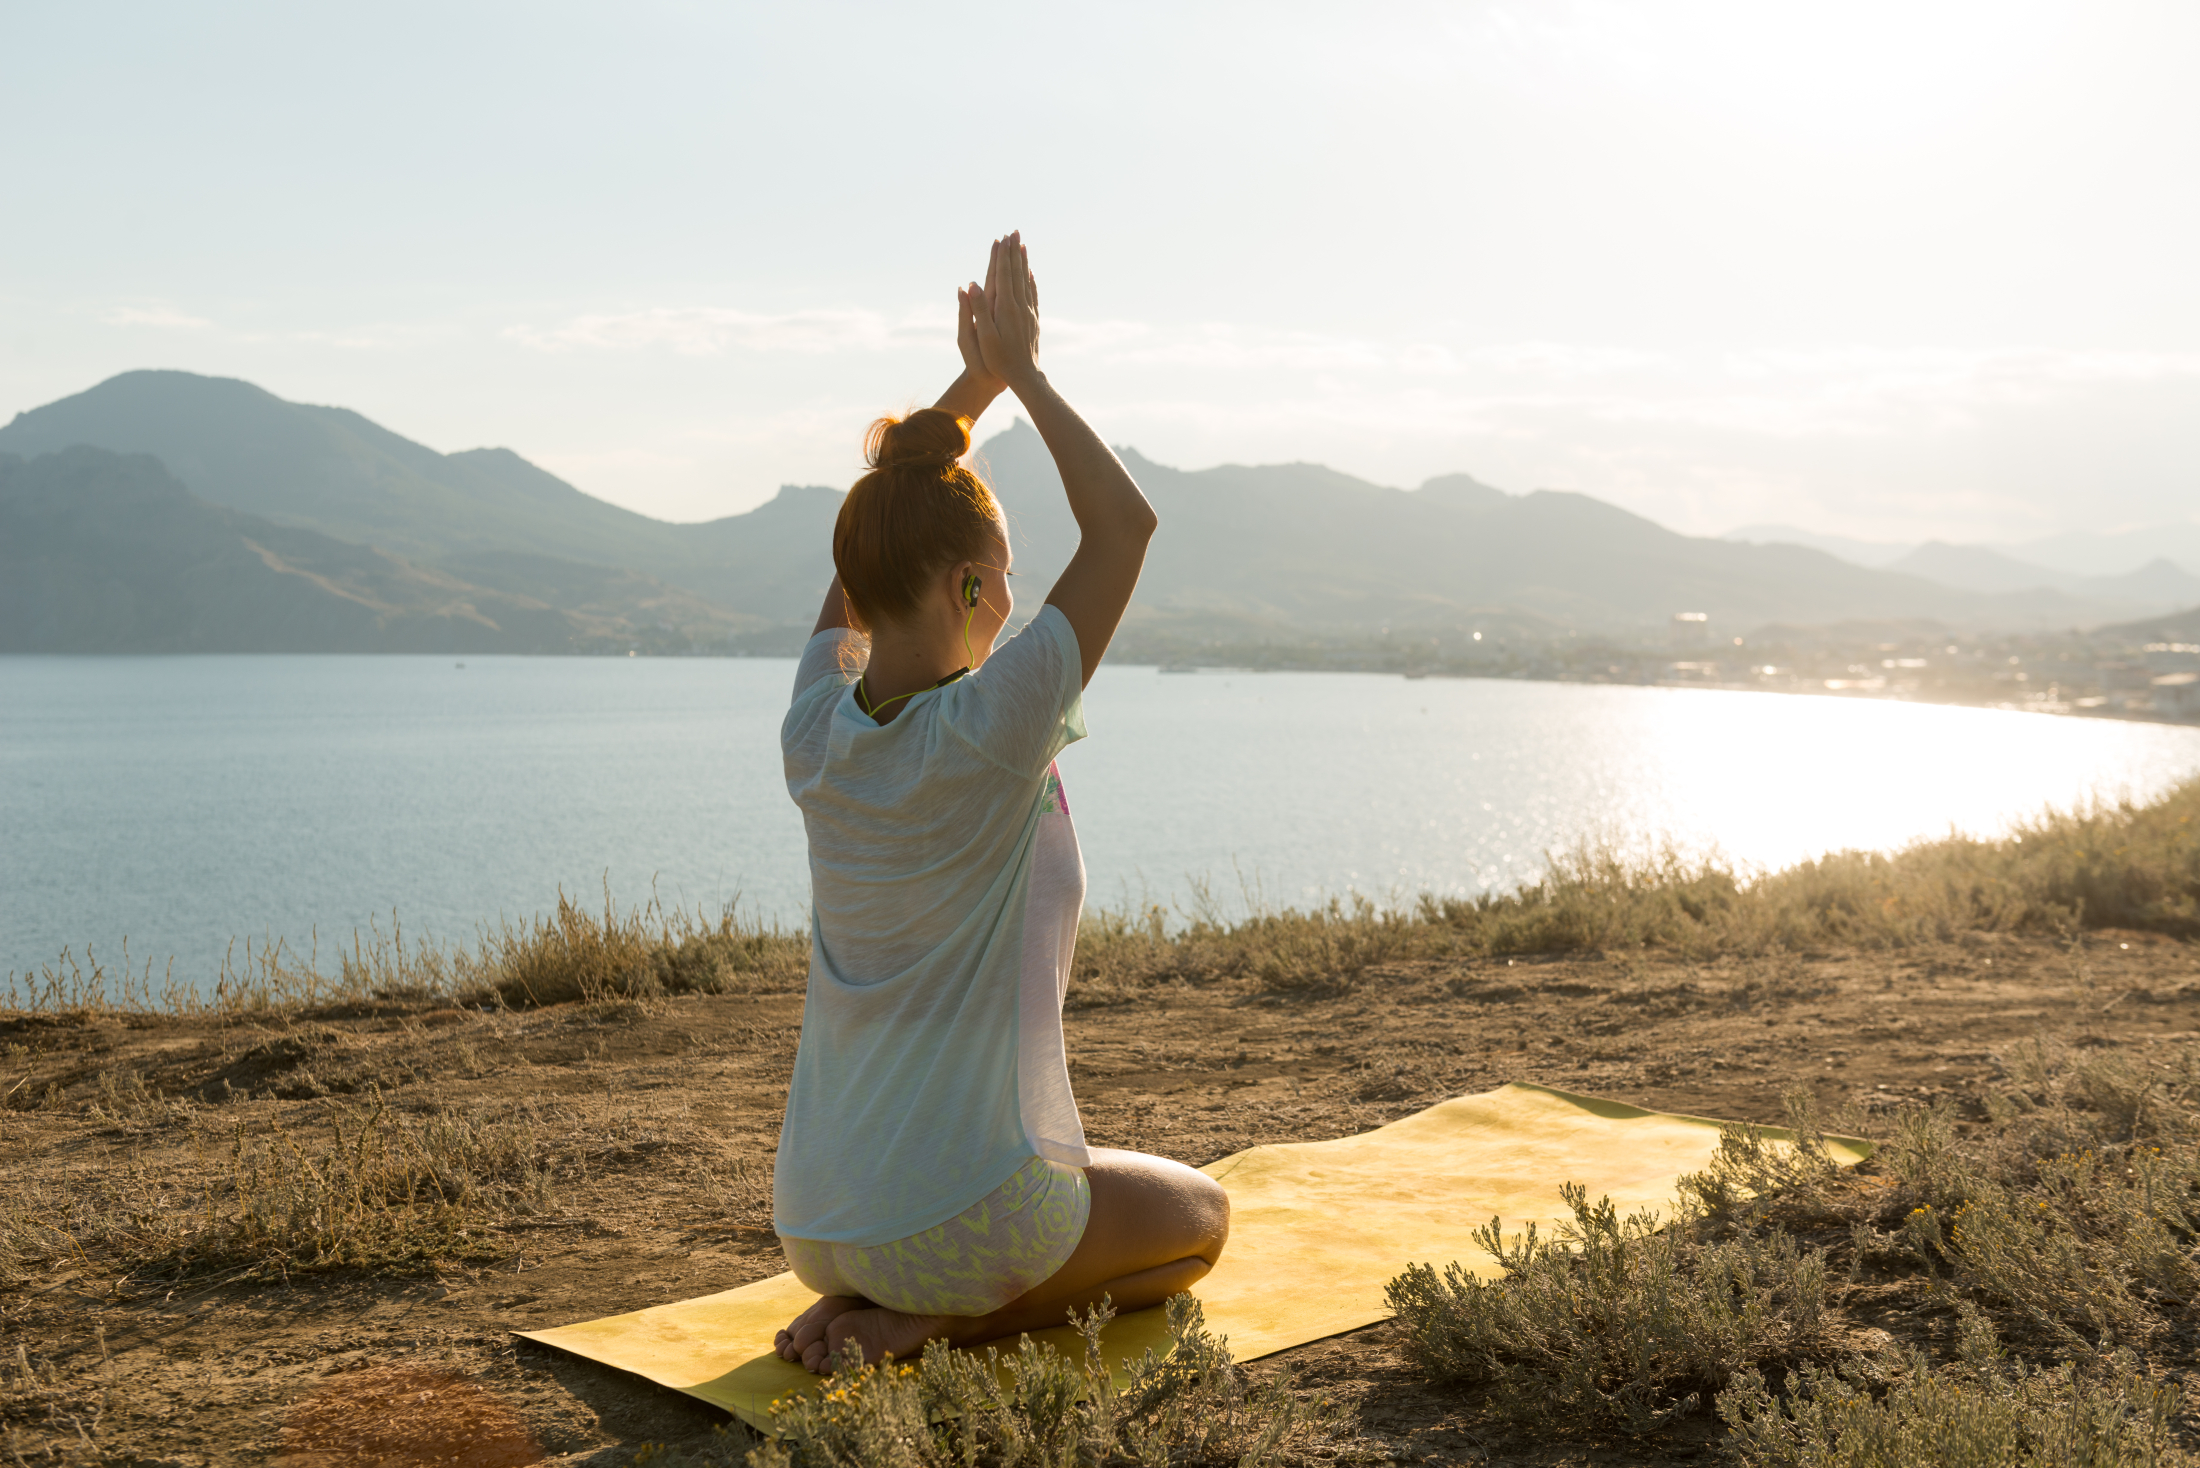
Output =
[
  {"x1": 0, "y1": 447, "x2": 761, "y2": 653},
  {"x1": 7, "y1": 369, "x2": 2194, "y2": 649}
]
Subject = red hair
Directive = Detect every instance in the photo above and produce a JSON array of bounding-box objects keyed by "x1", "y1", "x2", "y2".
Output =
[{"x1": 833, "y1": 409, "x2": 1003, "y2": 632}]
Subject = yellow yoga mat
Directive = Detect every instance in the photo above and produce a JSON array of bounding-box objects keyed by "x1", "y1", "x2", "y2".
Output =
[{"x1": 519, "y1": 1082, "x2": 1868, "y2": 1434}]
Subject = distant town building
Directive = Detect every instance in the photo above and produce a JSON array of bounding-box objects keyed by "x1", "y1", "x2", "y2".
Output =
[
  {"x1": 2151, "y1": 672, "x2": 2200, "y2": 719},
  {"x1": 1670, "y1": 612, "x2": 1709, "y2": 648}
]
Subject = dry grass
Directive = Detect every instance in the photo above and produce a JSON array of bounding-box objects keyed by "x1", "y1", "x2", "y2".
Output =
[
  {"x1": 5, "y1": 889, "x2": 809, "y2": 1019},
  {"x1": 12, "y1": 780, "x2": 2200, "y2": 1021},
  {"x1": 1, "y1": 1087, "x2": 556, "y2": 1285},
  {"x1": 1065, "y1": 777, "x2": 2200, "y2": 1001},
  {"x1": 1438, "y1": 777, "x2": 2200, "y2": 956}
]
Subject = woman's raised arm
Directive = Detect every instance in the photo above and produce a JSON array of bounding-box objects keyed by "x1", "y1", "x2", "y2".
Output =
[
  {"x1": 974, "y1": 233, "x2": 1157, "y2": 688},
  {"x1": 809, "y1": 273, "x2": 1010, "y2": 637}
]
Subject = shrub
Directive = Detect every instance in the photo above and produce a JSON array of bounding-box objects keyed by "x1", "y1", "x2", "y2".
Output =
[
  {"x1": 746, "y1": 1294, "x2": 1327, "y2": 1468},
  {"x1": 1885, "y1": 1046, "x2": 2200, "y2": 1354},
  {"x1": 1720, "y1": 1310, "x2": 2191, "y2": 1468},
  {"x1": 1680, "y1": 1090, "x2": 1851, "y2": 1221},
  {"x1": 1385, "y1": 1183, "x2": 1833, "y2": 1436}
]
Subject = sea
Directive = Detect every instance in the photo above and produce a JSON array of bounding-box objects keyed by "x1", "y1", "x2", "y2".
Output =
[{"x1": 8, "y1": 654, "x2": 2200, "y2": 993}]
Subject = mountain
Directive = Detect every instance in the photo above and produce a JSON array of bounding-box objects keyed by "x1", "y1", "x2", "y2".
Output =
[
  {"x1": 974, "y1": 419, "x2": 2136, "y2": 635},
  {"x1": 0, "y1": 370, "x2": 840, "y2": 622},
  {"x1": 0, "y1": 448, "x2": 752, "y2": 653},
  {"x1": 1725, "y1": 517, "x2": 2200, "y2": 586},
  {"x1": 1885, "y1": 541, "x2": 2060, "y2": 595},
  {"x1": 0, "y1": 371, "x2": 670, "y2": 564},
  {"x1": 1722, "y1": 524, "x2": 1917, "y2": 568},
  {"x1": 1885, "y1": 541, "x2": 2200, "y2": 616},
  {"x1": 2003, "y1": 524, "x2": 2200, "y2": 579},
  {"x1": 10, "y1": 369, "x2": 2187, "y2": 649}
]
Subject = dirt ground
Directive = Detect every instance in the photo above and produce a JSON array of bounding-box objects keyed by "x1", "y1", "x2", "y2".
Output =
[{"x1": 6, "y1": 928, "x2": 2198, "y2": 1466}]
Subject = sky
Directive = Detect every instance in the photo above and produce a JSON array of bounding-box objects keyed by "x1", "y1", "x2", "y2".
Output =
[{"x1": 5, "y1": 0, "x2": 2198, "y2": 545}]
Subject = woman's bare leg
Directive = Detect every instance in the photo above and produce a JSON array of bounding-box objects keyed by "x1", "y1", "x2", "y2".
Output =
[{"x1": 793, "y1": 1147, "x2": 1230, "y2": 1372}]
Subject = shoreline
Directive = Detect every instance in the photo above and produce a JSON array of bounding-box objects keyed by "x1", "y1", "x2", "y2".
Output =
[{"x1": 14, "y1": 644, "x2": 2196, "y2": 732}]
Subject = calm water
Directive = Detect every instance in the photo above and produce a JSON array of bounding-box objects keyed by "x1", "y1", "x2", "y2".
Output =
[{"x1": 8, "y1": 655, "x2": 2200, "y2": 990}]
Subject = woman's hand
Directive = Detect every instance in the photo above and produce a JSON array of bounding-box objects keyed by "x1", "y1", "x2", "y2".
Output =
[
  {"x1": 932, "y1": 261, "x2": 1010, "y2": 420},
  {"x1": 974, "y1": 232, "x2": 1042, "y2": 391},
  {"x1": 953, "y1": 282, "x2": 1006, "y2": 398}
]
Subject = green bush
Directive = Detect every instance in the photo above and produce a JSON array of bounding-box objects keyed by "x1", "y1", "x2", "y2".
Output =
[
  {"x1": 1720, "y1": 1309, "x2": 2190, "y2": 1468},
  {"x1": 1680, "y1": 1090, "x2": 1851, "y2": 1221},
  {"x1": 1886, "y1": 1046, "x2": 2200, "y2": 1355},
  {"x1": 745, "y1": 1294, "x2": 1326, "y2": 1468},
  {"x1": 1385, "y1": 1182, "x2": 1833, "y2": 1436}
]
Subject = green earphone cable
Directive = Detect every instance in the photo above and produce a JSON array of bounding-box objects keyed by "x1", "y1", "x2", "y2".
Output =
[
  {"x1": 857, "y1": 661, "x2": 968, "y2": 720},
  {"x1": 858, "y1": 574, "x2": 981, "y2": 722}
]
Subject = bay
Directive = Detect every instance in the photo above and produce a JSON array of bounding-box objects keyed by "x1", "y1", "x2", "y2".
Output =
[{"x1": 6, "y1": 654, "x2": 2199, "y2": 992}]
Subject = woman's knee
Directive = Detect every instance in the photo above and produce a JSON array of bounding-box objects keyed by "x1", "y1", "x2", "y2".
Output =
[
  {"x1": 1086, "y1": 1149, "x2": 1230, "y2": 1260},
  {"x1": 1184, "y1": 1169, "x2": 1229, "y2": 1260}
]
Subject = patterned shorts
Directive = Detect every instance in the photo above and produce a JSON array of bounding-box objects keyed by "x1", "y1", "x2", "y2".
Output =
[{"x1": 779, "y1": 1155, "x2": 1092, "y2": 1317}]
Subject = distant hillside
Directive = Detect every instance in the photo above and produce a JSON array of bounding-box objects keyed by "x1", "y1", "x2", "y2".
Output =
[
  {"x1": 973, "y1": 419, "x2": 2134, "y2": 636},
  {"x1": 1884, "y1": 541, "x2": 2200, "y2": 612},
  {"x1": 10, "y1": 369, "x2": 2185, "y2": 649},
  {"x1": 0, "y1": 371, "x2": 671, "y2": 564},
  {"x1": 1722, "y1": 524, "x2": 1917, "y2": 568},
  {"x1": 1727, "y1": 521, "x2": 2200, "y2": 601},
  {"x1": 0, "y1": 448, "x2": 753, "y2": 653},
  {"x1": 2091, "y1": 603, "x2": 2200, "y2": 646},
  {"x1": 0, "y1": 371, "x2": 839, "y2": 625},
  {"x1": 2005, "y1": 523, "x2": 2200, "y2": 579}
]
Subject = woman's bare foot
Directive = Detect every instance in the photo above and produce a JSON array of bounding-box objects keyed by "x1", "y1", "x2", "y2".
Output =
[
  {"x1": 775, "y1": 1295, "x2": 865, "y2": 1364},
  {"x1": 805, "y1": 1304, "x2": 953, "y2": 1374}
]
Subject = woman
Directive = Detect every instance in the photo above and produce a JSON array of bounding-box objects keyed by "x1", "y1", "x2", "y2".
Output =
[{"x1": 771, "y1": 234, "x2": 1229, "y2": 1373}]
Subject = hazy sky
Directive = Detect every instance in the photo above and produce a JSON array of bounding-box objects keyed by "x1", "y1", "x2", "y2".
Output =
[{"x1": 6, "y1": 1, "x2": 2197, "y2": 543}]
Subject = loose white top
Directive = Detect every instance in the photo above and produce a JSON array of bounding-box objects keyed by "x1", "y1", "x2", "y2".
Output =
[{"x1": 773, "y1": 605, "x2": 1093, "y2": 1245}]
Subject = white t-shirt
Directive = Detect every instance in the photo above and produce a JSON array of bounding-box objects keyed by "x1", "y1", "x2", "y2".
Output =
[{"x1": 773, "y1": 605, "x2": 1093, "y2": 1245}]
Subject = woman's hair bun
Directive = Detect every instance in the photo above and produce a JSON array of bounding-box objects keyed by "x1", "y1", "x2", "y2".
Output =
[{"x1": 865, "y1": 408, "x2": 971, "y2": 471}]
